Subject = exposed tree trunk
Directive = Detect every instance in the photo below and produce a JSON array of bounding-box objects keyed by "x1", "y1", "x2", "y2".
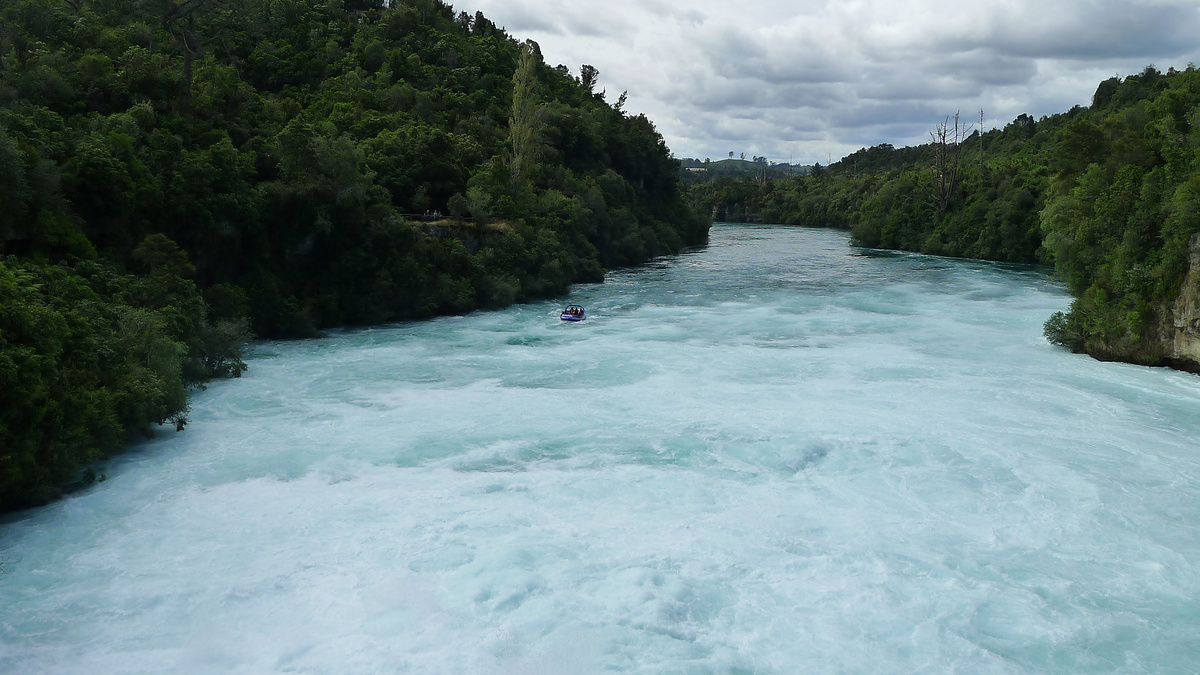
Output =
[
  {"x1": 61, "y1": 0, "x2": 84, "y2": 17},
  {"x1": 161, "y1": 0, "x2": 211, "y2": 117},
  {"x1": 180, "y1": 44, "x2": 194, "y2": 115}
]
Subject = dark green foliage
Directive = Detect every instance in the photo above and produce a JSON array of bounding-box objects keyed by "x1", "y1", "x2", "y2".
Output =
[
  {"x1": 0, "y1": 0, "x2": 706, "y2": 508},
  {"x1": 689, "y1": 131, "x2": 1048, "y2": 264},
  {"x1": 1033, "y1": 68, "x2": 1200, "y2": 364},
  {"x1": 0, "y1": 255, "x2": 217, "y2": 509},
  {"x1": 688, "y1": 66, "x2": 1200, "y2": 367}
]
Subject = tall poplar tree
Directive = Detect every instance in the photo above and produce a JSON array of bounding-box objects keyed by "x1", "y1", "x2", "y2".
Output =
[{"x1": 508, "y1": 41, "x2": 542, "y2": 191}]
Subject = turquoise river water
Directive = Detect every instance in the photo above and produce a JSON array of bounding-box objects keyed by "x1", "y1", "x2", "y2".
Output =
[{"x1": 2, "y1": 225, "x2": 1199, "y2": 673}]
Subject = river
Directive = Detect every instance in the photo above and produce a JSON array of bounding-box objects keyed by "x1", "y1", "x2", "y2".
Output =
[{"x1": 3, "y1": 225, "x2": 1199, "y2": 673}]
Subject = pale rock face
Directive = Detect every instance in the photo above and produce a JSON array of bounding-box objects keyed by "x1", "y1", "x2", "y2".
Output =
[{"x1": 1169, "y1": 233, "x2": 1200, "y2": 369}]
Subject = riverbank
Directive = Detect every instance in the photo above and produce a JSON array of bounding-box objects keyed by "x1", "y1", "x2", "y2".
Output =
[
  {"x1": 686, "y1": 67, "x2": 1200, "y2": 375},
  {"x1": 0, "y1": 0, "x2": 711, "y2": 510}
]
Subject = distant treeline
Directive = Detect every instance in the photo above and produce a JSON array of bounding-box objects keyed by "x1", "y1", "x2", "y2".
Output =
[
  {"x1": 688, "y1": 65, "x2": 1200, "y2": 370},
  {"x1": 0, "y1": 0, "x2": 708, "y2": 509},
  {"x1": 677, "y1": 157, "x2": 809, "y2": 184}
]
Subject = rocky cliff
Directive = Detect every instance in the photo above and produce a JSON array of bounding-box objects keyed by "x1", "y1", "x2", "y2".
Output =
[{"x1": 1163, "y1": 233, "x2": 1200, "y2": 373}]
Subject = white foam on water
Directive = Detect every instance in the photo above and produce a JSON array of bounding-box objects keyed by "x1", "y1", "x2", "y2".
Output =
[{"x1": 2, "y1": 225, "x2": 1199, "y2": 673}]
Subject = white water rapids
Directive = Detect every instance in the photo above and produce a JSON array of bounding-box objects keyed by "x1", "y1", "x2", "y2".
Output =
[{"x1": 2, "y1": 225, "x2": 1199, "y2": 673}]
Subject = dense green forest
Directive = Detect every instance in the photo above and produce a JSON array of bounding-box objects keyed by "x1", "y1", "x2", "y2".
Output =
[
  {"x1": 689, "y1": 66, "x2": 1200, "y2": 370},
  {"x1": 0, "y1": 0, "x2": 708, "y2": 509}
]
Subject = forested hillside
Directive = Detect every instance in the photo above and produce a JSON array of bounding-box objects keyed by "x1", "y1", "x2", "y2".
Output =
[
  {"x1": 0, "y1": 0, "x2": 708, "y2": 509},
  {"x1": 689, "y1": 66, "x2": 1200, "y2": 372}
]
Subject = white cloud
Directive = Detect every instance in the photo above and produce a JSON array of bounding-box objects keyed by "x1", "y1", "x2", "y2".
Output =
[{"x1": 461, "y1": 0, "x2": 1200, "y2": 164}]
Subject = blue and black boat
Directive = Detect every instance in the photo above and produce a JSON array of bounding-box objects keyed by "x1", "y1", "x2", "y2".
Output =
[{"x1": 560, "y1": 304, "x2": 585, "y2": 322}]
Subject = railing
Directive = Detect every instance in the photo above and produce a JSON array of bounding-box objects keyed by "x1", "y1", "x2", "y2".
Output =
[{"x1": 399, "y1": 212, "x2": 446, "y2": 221}]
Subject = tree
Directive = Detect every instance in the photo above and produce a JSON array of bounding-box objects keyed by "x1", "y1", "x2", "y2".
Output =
[
  {"x1": 158, "y1": 0, "x2": 217, "y2": 115},
  {"x1": 509, "y1": 41, "x2": 543, "y2": 190},
  {"x1": 465, "y1": 185, "x2": 492, "y2": 224},
  {"x1": 929, "y1": 112, "x2": 971, "y2": 219},
  {"x1": 580, "y1": 64, "x2": 599, "y2": 94},
  {"x1": 0, "y1": 0, "x2": 713, "y2": 511},
  {"x1": 447, "y1": 192, "x2": 469, "y2": 221},
  {"x1": 979, "y1": 108, "x2": 985, "y2": 168}
]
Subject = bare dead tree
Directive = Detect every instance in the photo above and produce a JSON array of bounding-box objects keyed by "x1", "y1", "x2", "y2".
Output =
[{"x1": 928, "y1": 112, "x2": 972, "y2": 219}]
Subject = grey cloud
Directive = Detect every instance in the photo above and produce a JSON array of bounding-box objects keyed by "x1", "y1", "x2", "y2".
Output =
[
  {"x1": 706, "y1": 26, "x2": 766, "y2": 62},
  {"x1": 855, "y1": 52, "x2": 1038, "y2": 103},
  {"x1": 950, "y1": 53, "x2": 1039, "y2": 87},
  {"x1": 639, "y1": 0, "x2": 707, "y2": 24},
  {"x1": 486, "y1": 3, "x2": 563, "y2": 35},
  {"x1": 755, "y1": 84, "x2": 851, "y2": 110},
  {"x1": 755, "y1": 112, "x2": 829, "y2": 137},
  {"x1": 974, "y1": 1, "x2": 1200, "y2": 59},
  {"x1": 562, "y1": 11, "x2": 631, "y2": 37},
  {"x1": 473, "y1": 1, "x2": 630, "y2": 38},
  {"x1": 663, "y1": 73, "x2": 849, "y2": 112},
  {"x1": 708, "y1": 49, "x2": 854, "y2": 86},
  {"x1": 643, "y1": 0, "x2": 705, "y2": 25},
  {"x1": 638, "y1": 0, "x2": 674, "y2": 18},
  {"x1": 697, "y1": 26, "x2": 852, "y2": 88},
  {"x1": 680, "y1": 106, "x2": 838, "y2": 143},
  {"x1": 836, "y1": 101, "x2": 944, "y2": 131}
]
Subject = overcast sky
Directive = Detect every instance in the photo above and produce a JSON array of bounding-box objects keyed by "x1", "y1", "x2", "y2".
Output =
[{"x1": 461, "y1": 0, "x2": 1200, "y2": 165}]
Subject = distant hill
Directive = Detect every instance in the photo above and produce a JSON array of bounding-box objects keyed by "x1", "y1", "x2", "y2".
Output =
[{"x1": 678, "y1": 157, "x2": 810, "y2": 183}]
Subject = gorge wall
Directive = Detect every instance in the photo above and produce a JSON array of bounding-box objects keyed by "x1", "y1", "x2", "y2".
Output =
[{"x1": 1164, "y1": 234, "x2": 1200, "y2": 373}]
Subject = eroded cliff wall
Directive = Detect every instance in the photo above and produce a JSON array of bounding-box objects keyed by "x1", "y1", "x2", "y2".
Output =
[{"x1": 1165, "y1": 233, "x2": 1200, "y2": 372}]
